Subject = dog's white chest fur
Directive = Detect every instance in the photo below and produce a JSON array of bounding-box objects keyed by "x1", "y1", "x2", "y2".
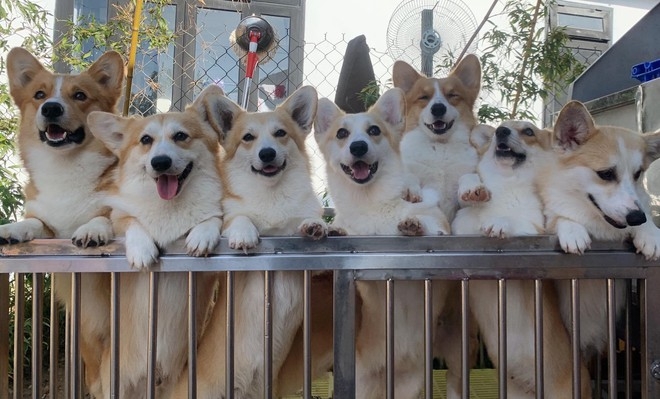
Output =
[
  {"x1": 401, "y1": 126, "x2": 478, "y2": 219},
  {"x1": 24, "y1": 146, "x2": 114, "y2": 237}
]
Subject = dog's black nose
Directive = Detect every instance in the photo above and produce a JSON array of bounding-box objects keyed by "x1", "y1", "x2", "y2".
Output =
[
  {"x1": 496, "y1": 126, "x2": 511, "y2": 138},
  {"x1": 349, "y1": 140, "x2": 368, "y2": 157},
  {"x1": 626, "y1": 210, "x2": 647, "y2": 226},
  {"x1": 41, "y1": 102, "x2": 64, "y2": 119},
  {"x1": 430, "y1": 103, "x2": 446, "y2": 117},
  {"x1": 259, "y1": 147, "x2": 277, "y2": 163},
  {"x1": 151, "y1": 155, "x2": 172, "y2": 172}
]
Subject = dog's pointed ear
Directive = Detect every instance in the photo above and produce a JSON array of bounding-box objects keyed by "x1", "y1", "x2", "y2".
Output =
[
  {"x1": 190, "y1": 84, "x2": 237, "y2": 142},
  {"x1": 314, "y1": 98, "x2": 342, "y2": 139},
  {"x1": 644, "y1": 130, "x2": 660, "y2": 161},
  {"x1": 6, "y1": 47, "x2": 47, "y2": 97},
  {"x1": 85, "y1": 51, "x2": 126, "y2": 97},
  {"x1": 451, "y1": 54, "x2": 481, "y2": 91},
  {"x1": 281, "y1": 85, "x2": 318, "y2": 135},
  {"x1": 392, "y1": 60, "x2": 423, "y2": 94},
  {"x1": 87, "y1": 111, "x2": 128, "y2": 155},
  {"x1": 554, "y1": 101, "x2": 596, "y2": 150},
  {"x1": 370, "y1": 88, "x2": 406, "y2": 135}
]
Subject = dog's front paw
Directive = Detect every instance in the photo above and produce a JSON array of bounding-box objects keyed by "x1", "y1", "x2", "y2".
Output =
[
  {"x1": 633, "y1": 225, "x2": 660, "y2": 260},
  {"x1": 398, "y1": 217, "x2": 425, "y2": 236},
  {"x1": 0, "y1": 219, "x2": 45, "y2": 245},
  {"x1": 461, "y1": 185, "x2": 491, "y2": 203},
  {"x1": 556, "y1": 220, "x2": 591, "y2": 255},
  {"x1": 299, "y1": 218, "x2": 327, "y2": 240},
  {"x1": 403, "y1": 187, "x2": 422, "y2": 203},
  {"x1": 328, "y1": 226, "x2": 348, "y2": 236},
  {"x1": 482, "y1": 218, "x2": 510, "y2": 238},
  {"x1": 72, "y1": 217, "x2": 113, "y2": 248},
  {"x1": 125, "y1": 240, "x2": 160, "y2": 270},
  {"x1": 125, "y1": 224, "x2": 160, "y2": 269},
  {"x1": 186, "y1": 217, "x2": 222, "y2": 256},
  {"x1": 224, "y1": 216, "x2": 260, "y2": 252}
]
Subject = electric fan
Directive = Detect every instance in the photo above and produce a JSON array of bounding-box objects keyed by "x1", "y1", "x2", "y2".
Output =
[{"x1": 387, "y1": 0, "x2": 479, "y2": 76}]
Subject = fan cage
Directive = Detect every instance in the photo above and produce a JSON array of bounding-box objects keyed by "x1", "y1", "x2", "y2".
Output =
[{"x1": 387, "y1": 0, "x2": 479, "y2": 70}]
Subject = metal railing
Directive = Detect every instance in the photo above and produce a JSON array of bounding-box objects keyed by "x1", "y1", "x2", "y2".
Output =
[{"x1": 1, "y1": 235, "x2": 660, "y2": 398}]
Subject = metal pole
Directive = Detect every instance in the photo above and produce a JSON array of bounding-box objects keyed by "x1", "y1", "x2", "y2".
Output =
[
  {"x1": 31, "y1": 273, "x2": 43, "y2": 399},
  {"x1": 424, "y1": 280, "x2": 433, "y2": 399},
  {"x1": 333, "y1": 270, "x2": 356, "y2": 398},
  {"x1": 534, "y1": 279, "x2": 544, "y2": 399},
  {"x1": 386, "y1": 279, "x2": 395, "y2": 399},
  {"x1": 303, "y1": 270, "x2": 312, "y2": 399},
  {"x1": 146, "y1": 272, "x2": 159, "y2": 399},
  {"x1": 226, "y1": 272, "x2": 234, "y2": 399},
  {"x1": 461, "y1": 279, "x2": 470, "y2": 399}
]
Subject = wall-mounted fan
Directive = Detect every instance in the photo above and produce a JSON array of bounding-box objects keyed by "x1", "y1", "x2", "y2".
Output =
[{"x1": 387, "y1": 0, "x2": 479, "y2": 76}]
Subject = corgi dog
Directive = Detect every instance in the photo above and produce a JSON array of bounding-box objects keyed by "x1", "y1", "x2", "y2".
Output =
[
  {"x1": 540, "y1": 101, "x2": 660, "y2": 359},
  {"x1": 4, "y1": 47, "x2": 124, "y2": 395},
  {"x1": 392, "y1": 55, "x2": 482, "y2": 221},
  {"x1": 313, "y1": 87, "x2": 450, "y2": 399},
  {"x1": 452, "y1": 120, "x2": 550, "y2": 237},
  {"x1": 452, "y1": 121, "x2": 591, "y2": 398},
  {"x1": 171, "y1": 86, "x2": 327, "y2": 399},
  {"x1": 86, "y1": 84, "x2": 226, "y2": 397}
]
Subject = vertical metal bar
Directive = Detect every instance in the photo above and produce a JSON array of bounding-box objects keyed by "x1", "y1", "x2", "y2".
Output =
[
  {"x1": 534, "y1": 279, "x2": 544, "y2": 399},
  {"x1": 226, "y1": 272, "x2": 234, "y2": 399},
  {"x1": 13, "y1": 273, "x2": 24, "y2": 399},
  {"x1": 49, "y1": 275, "x2": 58, "y2": 399},
  {"x1": 64, "y1": 305, "x2": 70, "y2": 399},
  {"x1": 570, "y1": 279, "x2": 580, "y2": 399},
  {"x1": 607, "y1": 279, "x2": 617, "y2": 399},
  {"x1": 32, "y1": 273, "x2": 43, "y2": 399},
  {"x1": 303, "y1": 270, "x2": 312, "y2": 399},
  {"x1": 386, "y1": 279, "x2": 394, "y2": 399},
  {"x1": 188, "y1": 272, "x2": 197, "y2": 399},
  {"x1": 498, "y1": 279, "x2": 507, "y2": 399},
  {"x1": 333, "y1": 270, "x2": 356, "y2": 398},
  {"x1": 625, "y1": 280, "x2": 632, "y2": 399},
  {"x1": 110, "y1": 273, "x2": 120, "y2": 398},
  {"x1": 146, "y1": 272, "x2": 159, "y2": 399},
  {"x1": 640, "y1": 270, "x2": 660, "y2": 398},
  {"x1": 70, "y1": 273, "x2": 82, "y2": 399},
  {"x1": 424, "y1": 279, "x2": 433, "y2": 399},
  {"x1": 595, "y1": 355, "x2": 602, "y2": 399},
  {"x1": 264, "y1": 271, "x2": 273, "y2": 399},
  {"x1": 461, "y1": 279, "x2": 470, "y2": 399},
  {"x1": 0, "y1": 273, "x2": 9, "y2": 398}
]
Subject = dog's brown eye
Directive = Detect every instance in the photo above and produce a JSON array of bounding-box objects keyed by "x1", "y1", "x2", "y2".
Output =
[
  {"x1": 274, "y1": 129, "x2": 286, "y2": 138},
  {"x1": 140, "y1": 135, "x2": 153, "y2": 145},
  {"x1": 242, "y1": 133, "x2": 255, "y2": 142},
  {"x1": 173, "y1": 131, "x2": 189, "y2": 142},
  {"x1": 418, "y1": 95, "x2": 429, "y2": 101},
  {"x1": 367, "y1": 125, "x2": 381, "y2": 136},
  {"x1": 596, "y1": 168, "x2": 617, "y2": 182},
  {"x1": 634, "y1": 169, "x2": 643, "y2": 181},
  {"x1": 522, "y1": 128, "x2": 535, "y2": 136},
  {"x1": 34, "y1": 90, "x2": 46, "y2": 100},
  {"x1": 73, "y1": 91, "x2": 87, "y2": 101},
  {"x1": 446, "y1": 92, "x2": 459, "y2": 100},
  {"x1": 336, "y1": 128, "x2": 349, "y2": 139}
]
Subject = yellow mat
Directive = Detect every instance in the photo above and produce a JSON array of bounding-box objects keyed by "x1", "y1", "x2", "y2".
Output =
[{"x1": 284, "y1": 369, "x2": 499, "y2": 399}]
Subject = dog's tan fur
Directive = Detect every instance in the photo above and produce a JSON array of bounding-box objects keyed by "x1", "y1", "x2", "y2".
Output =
[{"x1": 5, "y1": 47, "x2": 124, "y2": 396}]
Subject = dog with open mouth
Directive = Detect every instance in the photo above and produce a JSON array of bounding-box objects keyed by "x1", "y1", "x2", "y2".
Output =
[
  {"x1": 4, "y1": 47, "x2": 125, "y2": 396},
  {"x1": 171, "y1": 85, "x2": 327, "y2": 399},
  {"x1": 452, "y1": 120, "x2": 592, "y2": 398},
  {"x1": 87, "y1": 84, "x2": 227, "y2": 397},
  {"x1": 392, "y1": 54, "x2": 482, "y2": 222},
  {"x1": 539, "y1": 100, "x2": 660, "y2": 365},
  {"x1": 313, "y1": 87, "x2": 450, "y2": 399}
]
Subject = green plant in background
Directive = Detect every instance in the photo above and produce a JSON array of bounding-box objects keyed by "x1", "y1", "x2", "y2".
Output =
[
  {"x1": 55, "y1": 0, "x2": 175, "y2": 115},
  {"x1": 357, "y1": 79, "x2": 383, "y2": 110},
  {"x1": 436, "y1": 0, "x2": 585, "y2": 124}
]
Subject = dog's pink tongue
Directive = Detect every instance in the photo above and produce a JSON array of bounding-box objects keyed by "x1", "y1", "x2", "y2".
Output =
[
  {"x1": 156, "y1": 175, "x2": 179, "y2": 200},
  {"x1": 352, "y1": 162, "x2": 370, "y2": 180}
]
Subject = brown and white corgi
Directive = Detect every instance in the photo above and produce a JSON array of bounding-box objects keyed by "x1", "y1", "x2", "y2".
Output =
[
  {"x1": 87, "y1": 84, "x2": 226, "y2": 397},
  {"x1": 172, "y1": 85, "x2": 327, "y2": 398},
  {"x1": 5, "y1": 47, "x2": 125, "y2": 396}
]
